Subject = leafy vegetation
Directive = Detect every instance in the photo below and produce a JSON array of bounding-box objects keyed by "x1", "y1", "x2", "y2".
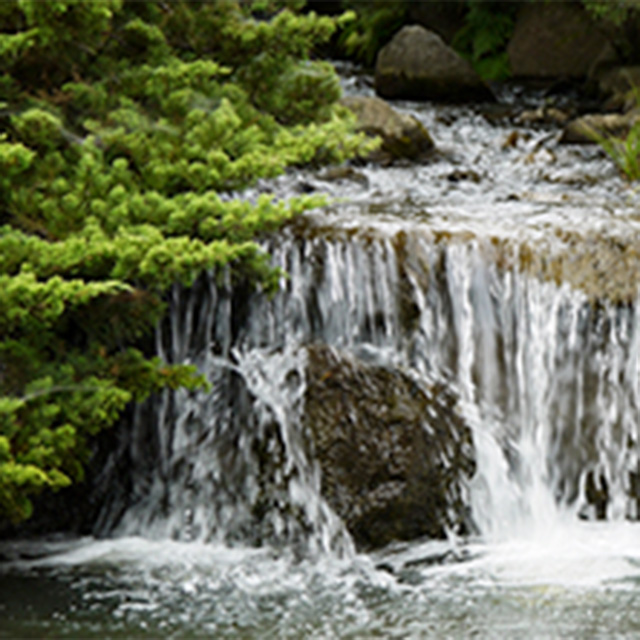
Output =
[
  {"x1": 337, "y1": 0, "x2": 515, "y2": 80},
  {"x1": 582, "y1": 0, "x2": 640, "y2": 26},
  {"x1": 338, "y1": 1, "x2": 408, "y2": 67},
  {"x1": 339, "y1": 0, "x2": 640, "y2": 80},
  {"x1": 583, "y1": 0, "x2": 640, "y2": 62},
  {"x1": 452, "y1": 1, "x2": 516, "y2": 81},
  {"x1": 0, "y1": 0, "x2": 370, "y2": 524}
]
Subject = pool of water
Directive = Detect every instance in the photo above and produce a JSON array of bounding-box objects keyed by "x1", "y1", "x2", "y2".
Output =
[{"x1": 3, "y1": 521, "x2": 640, "y2": 639}]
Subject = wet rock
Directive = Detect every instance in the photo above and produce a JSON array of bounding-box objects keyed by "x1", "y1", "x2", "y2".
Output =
[
  {"x1": 304, "y1": 344, "x2": 475, "y2": 550},
  {"x1": 595, "y1": 65, "x2": 640, "y2": 111},
  {"x1": 374, "y1": 25, "x2": 493, "y2": 103},
  {"x1": 560, "y1": 112, "x2": 640, "y2": 144},
  {"x1": 507, "y1": 2, "x2": 611, "y2": 80},
  {"x1": 628, "y1": 466, "x2": 640, "y2": 520},
  {"x1": 501, "y1": 130, "x2": 532, "y2": 150},
  {"x1": 516, "y1": 106, "x2": 571, "y2": 126},
  {"x1": 294, "y1": 180, "x2": 317, "y2": 194},
  {"x1": 583, "y1": 470, "x2": 609, "y2": 520},
  {"x1": 340, "y1": 95, "x2": 435, "y2": 163},
  {"x1": 316, "y1": 166, "x2": 369, "y2": 188},
  {"x1": 486, "y1": 228, "x2": 640, "y2": 307}
]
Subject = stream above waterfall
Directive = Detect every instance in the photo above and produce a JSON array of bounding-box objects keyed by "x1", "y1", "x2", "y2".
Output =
[{"x1": 4, "y1": 71, "x2": 640, "y2": 638}]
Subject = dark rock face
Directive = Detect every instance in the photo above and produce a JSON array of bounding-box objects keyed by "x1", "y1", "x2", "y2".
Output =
[
  {"x1": 304, "y1": 344, "x2": 475, "y2": 550},
  {"x1": 340, "y1": 95, "x2": 435, "y2": 163},
  {"x1": 375, "y1": 25, "x2": 493, "y2": 103},
  {"x1": 407, "y1": 1, "x2": 466, "y2": 45},
  {"x1": 507, "y1": 2, "x2": 611, "y2": 80}
]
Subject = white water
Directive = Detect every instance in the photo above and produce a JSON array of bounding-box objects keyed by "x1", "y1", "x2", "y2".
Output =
[{"x1": 4, "y1": 82, "x2": 640, "y2": 637}]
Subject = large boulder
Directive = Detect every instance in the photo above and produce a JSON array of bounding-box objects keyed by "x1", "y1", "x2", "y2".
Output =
[
  {"x1": 507, "y1": 2, "x2": 612, "y2": 80},
  {"x1": 304, "y1": 344, "x2": 475, "y2": 550},
  {"x1": 340, "y1": 95, "x2": 435, "y2": 163},
  {"x1": 375, "y1": 25, "x2": 493, "y2": 103}
]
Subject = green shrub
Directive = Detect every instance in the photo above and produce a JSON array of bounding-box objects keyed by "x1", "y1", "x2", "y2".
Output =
[
  {"x1": 592, "y1": 120, "x2": 640, "y2": 181},
  {"x1": 452, "y1": 1, "x2": 516, "y2": 81},
  {"x1": 0, "y1": 0, "x2": 370, "y2": 524}
]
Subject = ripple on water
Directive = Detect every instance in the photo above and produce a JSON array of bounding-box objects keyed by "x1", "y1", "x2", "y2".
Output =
[{"x1": 3, "y1": 527, "x2": 640, "y2": 638}]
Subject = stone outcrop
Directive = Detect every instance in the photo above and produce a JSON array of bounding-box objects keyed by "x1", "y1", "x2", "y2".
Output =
[
  {"x1": 340, "y1": 95, "x2": 435, "y2": 163},
  {"x1": 304, "y1": 344, "x2": 475, "y2": 550},
  {"x1": 375, "y1": 25, "x2": 493, "y2": 103},
  {"x1": 475, "y1": 228, "x2": 640, "y2": 307},
  {"x1": 507, "y1": 2, "x2": 612, "y2": 79}
]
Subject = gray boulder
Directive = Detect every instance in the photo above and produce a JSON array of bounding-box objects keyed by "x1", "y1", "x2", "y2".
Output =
[
  {"x1": 304, "y1": 344, "x2": 475, "y2": 550},
  {"x1": 340, "y1": 95, "x2": 435, "y2": 163},
  {"x1": 375, "y1": 25, "x2": 493, "y2": 103},
  {"x1": 507, "y1": 2, "x2": 611, "y2": 79}
]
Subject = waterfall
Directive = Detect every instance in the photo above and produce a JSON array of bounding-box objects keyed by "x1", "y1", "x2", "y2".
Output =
[{"x1": 95, "y1": 218, "x2": 640, "y2": 551}]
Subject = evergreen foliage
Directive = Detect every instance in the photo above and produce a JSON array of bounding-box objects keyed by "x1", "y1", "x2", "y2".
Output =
[{"x1": 0, "y1": 0, "x2": 371, "y2": 524}]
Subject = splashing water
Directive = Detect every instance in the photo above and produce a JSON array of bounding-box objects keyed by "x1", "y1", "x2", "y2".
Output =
[{"x1": 5, "y1": 88, "x2": 640, "y2": 637}]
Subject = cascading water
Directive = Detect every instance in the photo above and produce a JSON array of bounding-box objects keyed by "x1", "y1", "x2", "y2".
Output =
[
  {"x1": 6, "y1": 80, "x2": 640, "y2": 638},
  {"x1": 101, "y1": 224, "x2": 640, "y2": 549}
]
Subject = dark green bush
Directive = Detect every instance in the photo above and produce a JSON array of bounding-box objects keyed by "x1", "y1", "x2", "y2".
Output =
[{"x1": 0, "y1": 0, "x2": 371, "y2": 524}]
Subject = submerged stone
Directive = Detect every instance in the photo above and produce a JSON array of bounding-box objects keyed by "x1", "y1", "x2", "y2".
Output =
[{"x1": 304, "y1": 344, "x2": 475, "y2": 550}]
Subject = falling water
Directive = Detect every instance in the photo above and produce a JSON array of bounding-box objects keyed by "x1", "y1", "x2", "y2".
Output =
[
  {"x1": 85, "y1": 215, "x2": 640, "y2": 554},
  {"x1": 5, "y1": 84, "x2": 640, "y2": 637}
]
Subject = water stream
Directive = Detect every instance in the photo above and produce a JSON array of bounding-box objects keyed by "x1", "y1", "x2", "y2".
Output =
[{"x1": 4, "y1": 74, "x2": 640, "y2": 638}]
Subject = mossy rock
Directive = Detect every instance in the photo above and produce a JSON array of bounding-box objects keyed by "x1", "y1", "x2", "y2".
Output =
[
  {"x1": 375, "y1": 25, "x2": 494, "y2": 103},
  {"x1": 304, "y1": 344, "x2": 475, "y2": 550},
  {"x1": 340, "y1": 95, "x2": 435, "y2": 163},
  {"x1": 560, "y1": 112, "x2": 640, "y2": 144},
  {"x1": 483, "y1": 229, "x2": 640, "y2": 307}
]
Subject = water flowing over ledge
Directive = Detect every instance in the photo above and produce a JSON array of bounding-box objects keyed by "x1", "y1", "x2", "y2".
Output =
[
  {"x1": 6, "y1": 86, "x2": 640, "y2": 638},
  {"x1": 88, "y1": 215, "x2": 640, "y2": 552}
]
